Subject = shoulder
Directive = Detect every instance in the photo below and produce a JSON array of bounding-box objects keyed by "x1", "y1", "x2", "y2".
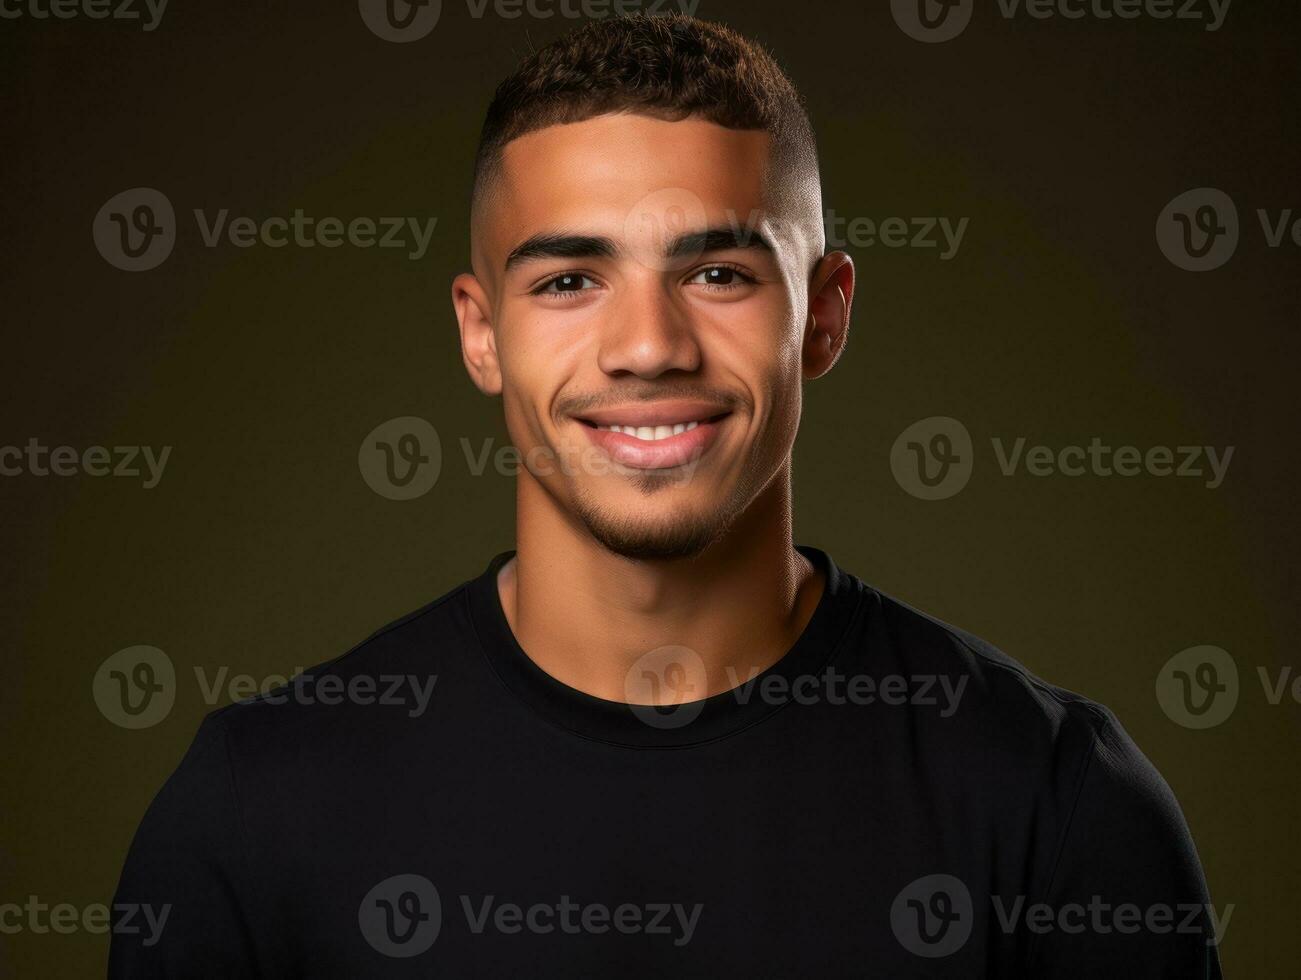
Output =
[
  {"x1": 847, "y1": 578, "x2": 1201, "y2": 870},
  {"x1": 858, "y1": 582, "x2": 1112, "y2": 731},
  {"x1": 201, "y1": 578, "x2": 478, "y2": 744},
  {"x1": 844, "y1": 579, "x2": 1161, "y2": 805}
]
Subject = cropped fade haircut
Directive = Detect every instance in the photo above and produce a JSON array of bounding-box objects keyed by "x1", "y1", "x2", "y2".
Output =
[{"x1": 470, "y1": 13, "x2": 820, "y2": 216}]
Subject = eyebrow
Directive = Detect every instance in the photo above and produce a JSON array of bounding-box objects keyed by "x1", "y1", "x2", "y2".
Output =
[
  {"x1": 670, "y1": 227, "x2": 773, "y2": 259},
  {"x1": 504, "y1": 225, "x2": 773, "y2": 271},
  {"x1": 505, "y1": 233, "x2": 616, "y2": 270}
]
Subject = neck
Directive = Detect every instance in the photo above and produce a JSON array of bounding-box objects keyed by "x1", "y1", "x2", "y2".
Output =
[{"x1": 498, "y1": 470, "x2": 824, "y2": 703}]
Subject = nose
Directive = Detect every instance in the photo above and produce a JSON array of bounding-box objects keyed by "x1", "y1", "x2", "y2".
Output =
[{"x1": 595, "y1": 277, "x2": 702, "y2": 379}]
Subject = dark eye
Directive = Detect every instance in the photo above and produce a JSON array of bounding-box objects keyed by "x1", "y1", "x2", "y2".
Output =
[
  {"x1": 537, "y1": 273, "x2": 597, "y2": 295},
  {"x1": 689, "y1": 266, "x2": 751, "y2": 288}
]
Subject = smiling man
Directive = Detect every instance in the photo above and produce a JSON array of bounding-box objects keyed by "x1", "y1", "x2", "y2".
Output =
[{"x1": 109, "y1": 13, "x2": 1222, "y2": 978}]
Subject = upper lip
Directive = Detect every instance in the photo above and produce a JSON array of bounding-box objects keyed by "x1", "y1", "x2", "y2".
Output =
[{"x1": 575, "y1": 400, "x2": 731, "y2": 428}]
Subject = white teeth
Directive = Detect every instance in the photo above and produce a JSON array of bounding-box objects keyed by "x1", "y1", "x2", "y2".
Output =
[{"x1": 595, "y1": 421, "x2": 705, "y2": 441}]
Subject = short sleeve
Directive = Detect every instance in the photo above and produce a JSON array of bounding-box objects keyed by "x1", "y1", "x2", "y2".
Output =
[
  {"x1": 1028, "y1": 711, "x2": 1224, "y2": 978},
  {"x1": 108, "y1": 714, "x2": 260, "y2": 978}
]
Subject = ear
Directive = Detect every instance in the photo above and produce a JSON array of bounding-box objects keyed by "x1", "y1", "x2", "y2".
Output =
[
  {"x1": 802, "y1": 251, "x2": 854, "y2": 380},
  {"x1": 451, "y1": 272, "x2": 502, "y2": 396}
]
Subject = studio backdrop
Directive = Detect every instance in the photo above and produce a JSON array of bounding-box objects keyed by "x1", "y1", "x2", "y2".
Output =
[{"x1": 1, "y1": 1, "x2": 1297, "y2": 975}]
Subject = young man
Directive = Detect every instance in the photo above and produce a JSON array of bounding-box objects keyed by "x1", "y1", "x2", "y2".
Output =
[{"x1": 110, "y1": 14, "x2": 1222, "y2": 978}]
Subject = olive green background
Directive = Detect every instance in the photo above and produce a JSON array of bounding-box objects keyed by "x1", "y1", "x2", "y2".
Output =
[{"x1": 2, "y1": 1, "x2": 1297, "y2": 975}]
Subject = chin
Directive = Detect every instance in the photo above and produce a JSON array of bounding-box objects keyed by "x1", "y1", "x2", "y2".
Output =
[{"x1": 571, "y1": 488, "x2": 735, "y2": 562}]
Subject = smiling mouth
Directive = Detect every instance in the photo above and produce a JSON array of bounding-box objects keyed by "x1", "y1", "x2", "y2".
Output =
[
  {"x1": 573, "y1": 405, "x2": 732, "y2": 469},
  {"x1": 579, "y1": 415, "x2": 727, "y2": 441}
]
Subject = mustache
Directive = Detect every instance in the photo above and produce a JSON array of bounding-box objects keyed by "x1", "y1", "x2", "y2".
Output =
[{"x1": 556, "y1": 382, "x2": 746, "y2": 418}]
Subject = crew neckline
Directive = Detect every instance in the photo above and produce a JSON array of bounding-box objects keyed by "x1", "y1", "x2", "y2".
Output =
[{"x1": 465, "y1": 545, "x2": 862, "y2": 748}]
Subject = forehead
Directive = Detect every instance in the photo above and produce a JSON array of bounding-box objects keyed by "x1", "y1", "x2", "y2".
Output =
[{"x1": 483, "y1": 114, "x2": 775, "y2": 262}]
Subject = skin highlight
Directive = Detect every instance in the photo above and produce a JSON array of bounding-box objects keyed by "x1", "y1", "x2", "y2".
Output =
[{"x1": 452, "y1": 112, "x2": 854, "y2": 704}]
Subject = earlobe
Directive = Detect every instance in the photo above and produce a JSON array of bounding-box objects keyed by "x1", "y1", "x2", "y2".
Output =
[
  {"x1": 802, "y1": 252, "x2": 854, "y2": 380},
  {"x1": 451, "y1": 273, "x2": 503, "y2": 396}
]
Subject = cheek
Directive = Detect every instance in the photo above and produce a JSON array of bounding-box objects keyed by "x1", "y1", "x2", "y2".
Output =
[
  {"x1": 705, "y1": 295, "x2": 804, "y2": 408},
  {"x1": 497, "y1": 307, "x2": 590, "y2": 445}
]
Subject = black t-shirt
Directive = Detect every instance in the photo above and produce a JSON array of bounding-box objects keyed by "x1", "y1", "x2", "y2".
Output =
[{"x1": 108, "y1": 548, "x2": 1223, "y2": 978}]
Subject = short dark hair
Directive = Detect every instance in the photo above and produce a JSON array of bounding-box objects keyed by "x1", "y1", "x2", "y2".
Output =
[{"x1": 472, "y1": 13, "x2": 819, "y2": 208}]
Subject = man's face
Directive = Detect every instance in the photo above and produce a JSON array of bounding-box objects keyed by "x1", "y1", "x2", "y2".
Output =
[{"x1": 459, "y1": 113, "x2": 834, "y2": 560}]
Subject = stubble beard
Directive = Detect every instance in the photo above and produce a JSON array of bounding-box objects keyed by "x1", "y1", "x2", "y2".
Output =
[{"x1": 571, "y1": 468, "x2": 754, "y2": 561}]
